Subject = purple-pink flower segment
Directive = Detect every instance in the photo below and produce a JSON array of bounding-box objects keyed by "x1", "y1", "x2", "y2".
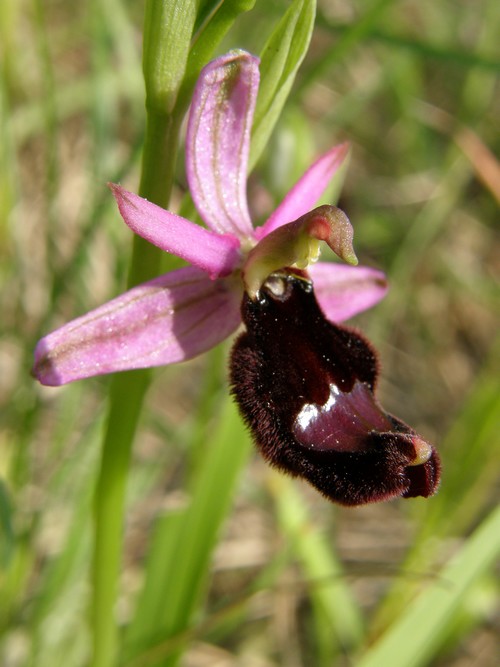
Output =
[{"x1": 33, "y1": 51, "x2": 387, "y2": 387}]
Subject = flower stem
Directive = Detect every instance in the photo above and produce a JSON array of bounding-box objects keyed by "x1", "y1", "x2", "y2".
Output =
[
  {"x1": 91, "y1": 371, "x2": 151, "y2": 667},
  {"x1": 90, "y1": 109, "x2": 181, "y2": 667}
]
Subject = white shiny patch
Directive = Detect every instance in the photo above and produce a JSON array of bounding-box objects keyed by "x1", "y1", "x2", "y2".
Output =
[
  {"x1": 295, "y1": 384, "x2": 340, "y2": 432},
  {"x1": 293, "y1": 380, "x2": 393, "y2": 452}
]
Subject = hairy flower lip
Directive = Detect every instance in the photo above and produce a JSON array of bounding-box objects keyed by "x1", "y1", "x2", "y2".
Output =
[
  {"x1": 402, "y1": 449, "x2": 441, "y2": 499},
  {"x1": 230, "y1": 272, "x2": 441, "y2": 506}
]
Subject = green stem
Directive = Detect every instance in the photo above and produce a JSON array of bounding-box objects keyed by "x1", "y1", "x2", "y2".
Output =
[
  {"x1": 90, "y1": 110, "x2": 181, "y2": 667},
  {"x1": 131, "y1": 110, "x2": 181, "y2": 284},
  {"x1": 91, "y1": 371, "x2": 150, "y2": 667}
]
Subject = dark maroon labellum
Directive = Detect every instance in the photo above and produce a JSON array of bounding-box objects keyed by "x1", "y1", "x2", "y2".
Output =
[{"x1": 230, "y1": 272, "x2": 440, "y2": 506}]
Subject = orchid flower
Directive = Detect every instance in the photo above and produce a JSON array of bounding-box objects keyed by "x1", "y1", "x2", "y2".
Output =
[
  {"x1": 33, "y1": 51, "x2": 440, "y2": 505},
  {"x1": 33, "y1": 51, "x2": 384, "y2": 386}
]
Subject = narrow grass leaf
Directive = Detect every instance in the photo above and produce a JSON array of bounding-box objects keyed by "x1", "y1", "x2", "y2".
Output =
[
  {"x1": 357, "y1": 503, "x2": 500, "y2": 667},
  {"x1": 125, "y1": 395, "x2": 252, "y2": 666},
  {"x1": 269, "y1": 474, "x2": 364, "y2": 654},
  {"x1": 250, "y1": 0, "x2": 316, "y2": 168},
  {"x1": 29, "y1": 410, "x2": 103, "y2": 631},
  {"x1": 0, "y1": 480, "x2": 14, "y2": 568},
  {"x1": 296, "y1": 0, "x2": 396, "y2": 96},
  {"x1": 424, "y1": 342, "x2": 500, "y2": 536},
  {"x1": 371, "y1": 341, "x2": 500, "y2": 634},
  {"x1": 125, "y1": 508, "x2": 189, "y2": 655}
]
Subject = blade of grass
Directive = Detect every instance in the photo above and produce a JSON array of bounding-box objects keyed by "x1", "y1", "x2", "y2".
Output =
[
  {"x1": 0, "y1": 69, "x2": 18, "y2": 239},
  {"x1": 124, "y1": 395, "x2": 252, "y2": 667},
  {"x1": 89, "y1": 0, "x2": 119, "y2": 183},
  {"x1": 422, "y1": 339, "x2": 500, "y2": 536},
  {"x1": 369, "y1": 7, "x2": 500, "y2": 636},
  {"x1": 371, "y1": 338, "x2": 500, "y2": 636},
  {"x1": 357, "y1": 503, "x2": 500, "y2": 667},
  {"x1": 315, "y1": 18, "x2": 500, "y2": 72},
  {"x1": 249, "y1": 0, "x2": 316, "y2": 168},
  {"x1": 269, "y1": 474, "x2": 364, "y2": 660},
  {"x1": 371, "y1": 0, "x2": 500, "y2": 343},
  {"x1": 0, "y1": 480, "x2": 14, "y2": 569},
  {"x1": 29, "y1": 409, "x2": 103, "y2": 629},
  {"x1": 295, "y1": 0, "x2": 397, "y2": 97}
]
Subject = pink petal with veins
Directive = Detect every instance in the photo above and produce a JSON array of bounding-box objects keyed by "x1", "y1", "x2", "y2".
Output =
[
  {"x1": 256, "y1": 143, "x2": 350, "y2": 240},
  {"x1": 33, "y1": 267, "x2": 241, "y2": 386},
  {"x1": 186, "y1": 51, "x2": 259, "y2": 239},
  {"x1": 110, "y1": 185, "x2": 241, "y2": 279},
  {"x1": 309, "y1": 261, "x2": 388, "y2": 322}
]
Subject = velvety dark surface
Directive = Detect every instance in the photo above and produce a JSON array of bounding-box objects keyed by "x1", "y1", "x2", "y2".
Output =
[{"x1": 230, "y1": 272, "x2": 440, "y2": 506}]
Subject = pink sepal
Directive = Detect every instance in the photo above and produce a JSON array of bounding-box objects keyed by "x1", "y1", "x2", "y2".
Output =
[
  {"x1": 186, "y1": 51, "x2": 259, "y2": 240},
  {"x1": 33, "y1": 267, "x2": 241, "y2": 385},
  {"x1": 111, "y1": 185, "x2": 241, "y2": 279},
  {"x1": 256, "y1": 143, "x2": 350, "y2": 240},
  {"x1": 309, "y1": 262, "x2": 388, "y2": 322}
]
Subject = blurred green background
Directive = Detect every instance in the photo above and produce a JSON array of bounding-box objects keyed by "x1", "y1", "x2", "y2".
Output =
[{"x1": 1, "y1": 0, "x2": 499, "y2": 666}]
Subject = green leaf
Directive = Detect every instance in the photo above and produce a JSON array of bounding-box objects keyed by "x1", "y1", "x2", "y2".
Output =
[
  {"x1": 357, "y1": 504, "x2": 500, "y2": 667},
  {"x1": 297, "y1": 0, "x2": 397, "y2": 95},
  {"x1": 370, "y1": 339, "x2": 500, "y2": 633},
  {"x1": 269, "y1": 474, "x2": 364, "y2": 656},
  {"x1": 0, "y1": 479, "x2": 14, "y2": 567},
  {"x1": 425, "y1": 339, "x2": 500, "y2": 535},
  {"x1": 124, "y1": 395, "x2": 252, "y2": 666},
  {"x1": 250, "y1": 0, "x2": 316, "y2": 168}
]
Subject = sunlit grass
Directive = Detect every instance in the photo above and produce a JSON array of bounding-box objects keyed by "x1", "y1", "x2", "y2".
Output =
[{"x1": 1, "y1": 0, "x2": 499, "y2": 666}]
